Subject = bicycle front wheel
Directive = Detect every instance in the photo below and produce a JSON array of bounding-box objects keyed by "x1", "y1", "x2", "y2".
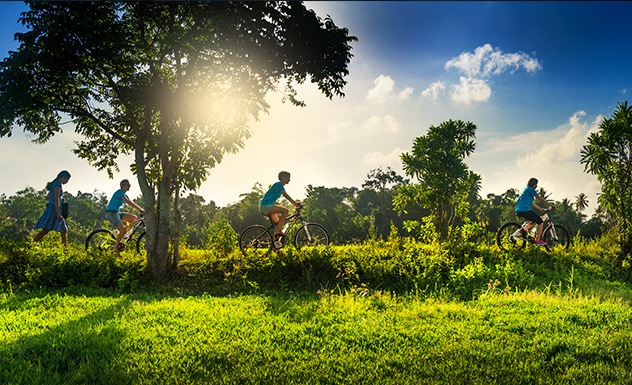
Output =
[
  {"x1": 239, "y1": 225, "x2": 273, "y2": 257},
  {"x1": 543, "y1": 224, "x2": 571, "y2": 252},
  {"x1": 85, "y1": 229, "x2": 116, "y2": 252},
  {"x1": 136, "y1": 232, "x2": 147, "y2": 254},
  {"x1": 496, "y1": 222, "x2": 526, "y2": 251},
  {"x1": 294, "y1": 223, "x2": 330, "y2": 249}
]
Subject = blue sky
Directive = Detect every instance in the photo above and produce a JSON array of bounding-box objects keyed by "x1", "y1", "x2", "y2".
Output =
[{"x1": 2, "y1": 1, "x2": 632, "y2": 216}]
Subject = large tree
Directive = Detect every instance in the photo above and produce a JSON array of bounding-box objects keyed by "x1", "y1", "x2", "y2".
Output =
[
  {"x1": 394, "y1": 119, "x2": 479, "y2": 241},
  {"x1": 0, "y1": 2, "x2": 356, "y2": 280},
  {"x1": 580, "y1": 101, "x2": 632, "y2": 263}
]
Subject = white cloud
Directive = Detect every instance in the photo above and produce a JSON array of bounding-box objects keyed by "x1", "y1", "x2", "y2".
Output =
[
  {"x1": 362, "y1": 147, "x2": 405, "y2": 168},
  {"x1": 450, "y1": 76, "x2": 492, "y2": 105},
  {"x1": 516, "y1": 111, "x2": 602, "y2": 168},
  {"x1": 399, "y1": 86, "x2": 414, "y2": 100},
  {"x1": 445, "y1": 43, "x2": 541, "y2": 77},
  {"x1": 327, "y1": 121, "x2": 353, "y2": 141},
  {"x1": 421, "y1": 81, "x2": 446, "y2": 100},
  {"x1": 362, "y1": 114, "x2": 400, "y2": 134},
  {"x1": 366, "y1": 75, "x2": 395, "y2": 103}
]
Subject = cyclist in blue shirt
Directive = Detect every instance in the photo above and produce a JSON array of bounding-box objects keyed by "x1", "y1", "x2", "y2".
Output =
[
  {"x1": 106, "y1": 179, "x2": 144, "y2": 252},
  {"x1": 515, "y1": 177, "x2": 553, "y2": 246},
  {"x1": 259, "y1": 171, "x2": 301, "y2": 245}
]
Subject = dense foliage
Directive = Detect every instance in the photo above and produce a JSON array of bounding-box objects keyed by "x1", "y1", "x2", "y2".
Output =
[
  {"x1": 581, "y1": 101, "x2": 632, "y2": 264},
  {"x1": 0, "y1": 1, "x2": 357, "y2": 280}
]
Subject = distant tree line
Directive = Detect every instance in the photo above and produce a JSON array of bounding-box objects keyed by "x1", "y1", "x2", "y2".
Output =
[{"x1": 0, "y1": 165, "x2": 611, "y2": 249}]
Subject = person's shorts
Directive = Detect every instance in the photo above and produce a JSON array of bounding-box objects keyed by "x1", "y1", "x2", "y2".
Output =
[
  {"x1": 105, "y1": 210, "x2": 126, "y2": 227},
  {"x1": 259, "y1": 204, "x2": 275, "y2": 215},
  {"x1": 516, "y1": 210, "x2": 543, "y2": 224}
]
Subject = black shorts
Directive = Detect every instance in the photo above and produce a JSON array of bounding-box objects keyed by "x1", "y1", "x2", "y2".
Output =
[{"x1": 516, "y1": 210, "x2": 543, "y2": 224}]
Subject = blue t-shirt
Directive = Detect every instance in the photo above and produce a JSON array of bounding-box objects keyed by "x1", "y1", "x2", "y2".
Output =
[
  {"x1": 515, "y1": 186, "x2": 537, "y2": 213},
  {"x1": 106, "y1": 189, "x2": 128, "y2": 212},
  {"x1": 260, "y1": 182, "x2": 285, "y2": 206},
  {"x1": 48, "y1": 180, "x2": 63, "y2": 205}
]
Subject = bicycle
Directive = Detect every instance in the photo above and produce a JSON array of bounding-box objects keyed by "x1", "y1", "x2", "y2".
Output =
[
  {"x1": 239, "y1": 205, "x2": 329, "y2": 257},
  {"x1": 85, "y1": 214, "x2": 146, "y2": 253},
  {"x1": 496, "y1": 207, "x2": 571, "y2": 252}
]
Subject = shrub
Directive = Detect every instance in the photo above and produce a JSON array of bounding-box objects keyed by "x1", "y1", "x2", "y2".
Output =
[{"x1": 206, "y1": 220, "x2": 239, "y2": 255}]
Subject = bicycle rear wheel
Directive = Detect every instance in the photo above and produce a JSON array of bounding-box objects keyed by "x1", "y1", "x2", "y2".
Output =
[
  {"x1": 239, "y1": 225, "x2": 273, "y2": 257},
  {"x1": 543, "y1": 224, "x2": 570, "y2": 252},
  {"x1": 294, "y1": 223, "x2": 329, "y2": 249},
  {"x1": 496, "y1": 222, "x2": 526, "y2": 251},
  {"x1": 85, "y1": 229, "x2": 116, "y2": 252}
]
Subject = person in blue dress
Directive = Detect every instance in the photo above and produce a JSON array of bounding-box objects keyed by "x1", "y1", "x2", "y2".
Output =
[
  {"x1": 515, "y1": 177, "x2": 553, "y2": 246},
  {"x1": 34, "y1": 170, "x2": 71, "y2": 246},
  {"x1": 105, "y1": 179, "x2": 145, "y2": 253},
  {"x1": 259, "y1": 171, "x2": 301, "y2": 247}
]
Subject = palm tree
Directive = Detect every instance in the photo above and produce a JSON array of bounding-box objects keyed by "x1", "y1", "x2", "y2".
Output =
[
  {"x1": 574, "y1": 193, "x2": 589, "y2": 213},
  {"x1": 538, "y1": 188, "x2": 551, "y2": 201}
]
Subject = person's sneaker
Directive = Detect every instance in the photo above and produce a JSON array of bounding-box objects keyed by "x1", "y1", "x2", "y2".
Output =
[
  {"x1": 274, "y1": 240, "x2": 283, "y2": 249},
  {"x1": 535, "y1": 239, "x2": 547, "y2": 246}
]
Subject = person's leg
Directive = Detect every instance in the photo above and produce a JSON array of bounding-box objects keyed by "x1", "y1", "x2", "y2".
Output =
[
  {"x1": 60, "y1": 231, "x2": 67, "y2": 247},
  {"x1": 106, "y1": 211, "x2": 127, "y2": 252},
  {"x1": 267, "y1": 206, "x2": 289, "y2": 235},
  {"x1": 536, "y1": 222, "x2": 545, "y2": 241},
  {"x1": 34, "y1": 229, "x2": 49, "y2": 242},
  {"x1": 121, "y1": 213, "x2": 138, "y2": 232},
  {"x1": 113, "y1": 223, "x2": 126, "y2": 252}
]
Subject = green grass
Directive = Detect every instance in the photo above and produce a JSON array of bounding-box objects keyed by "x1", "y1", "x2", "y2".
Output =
[
  {"x1": 2, "y1": 235, "x2": 632, "y2": 383},
  {"x1": 2, "y1": 289, "x2": 632, "y2": 384}
]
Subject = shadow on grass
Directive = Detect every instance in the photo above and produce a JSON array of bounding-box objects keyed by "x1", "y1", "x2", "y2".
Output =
[{"x1": 0, "y1": 294, "x2": 137, "y2": 385}]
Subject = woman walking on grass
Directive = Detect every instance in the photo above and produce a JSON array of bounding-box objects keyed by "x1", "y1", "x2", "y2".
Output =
[{"x1": 33, "y1": 170, "x2": 71, "y2": 246}]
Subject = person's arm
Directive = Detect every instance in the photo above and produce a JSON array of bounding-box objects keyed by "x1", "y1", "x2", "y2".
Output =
[
  {"x1": 533, "y1": 194, "x2": 551, "y2": 211},
  {"x1": 53, "y1": 186, "x2": 62, "y2": 219},
  {"x1": 281, "y1": 191, "x2": 300, "y2": 207},
  {"x1": 123, "y1": 196, "x2": 145, "y2": 214}
]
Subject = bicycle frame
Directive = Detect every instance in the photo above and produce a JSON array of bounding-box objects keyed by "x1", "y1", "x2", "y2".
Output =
[
  {"x1": 123, "y1": 216, "x2": 145, "y2": 243},
  {"x1": 517, "y1": 211, "x2": 555, "y2": 241},
  {"x1": 265, "y1": 208, "x2": 311, "y2": 240}
]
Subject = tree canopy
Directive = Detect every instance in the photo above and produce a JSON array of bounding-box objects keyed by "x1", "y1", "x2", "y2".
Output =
[
  {"x1": 0, "y1": 1, "x2": 356, "y2": 280},
  {"x1": 581, "y1": 101, "x2": 632, "y2": 261},
  {"x1": 395, "y1": 119, "x2": 479, "y2": 241}
]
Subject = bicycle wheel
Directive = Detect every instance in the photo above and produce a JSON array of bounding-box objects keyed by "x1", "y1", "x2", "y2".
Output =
[
  {"x1": 239, "y1": 225, "x2": 273, "y2": 257},
  {"x1": 496, "y1": 222, "x2": 527, "y2": 251},
  {"x1": 543, "y1": 224, "x2": 571, "y2": 252},
  {"x1": 294, "y1": 223, "x2": 330, "y2": 249},
  {"x1": 136, "y1": 231, "x2": 147, "y2": 254},
  {"x1": 85, "y1": 229, "x2": 116, "y2": 251}
]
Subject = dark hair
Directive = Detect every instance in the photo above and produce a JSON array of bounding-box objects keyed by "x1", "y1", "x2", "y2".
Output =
[
  {"x1": 278, "y1": 171, "x2": 290, "y2": 180},
  {"x1": 46, "y1": 170, "x2": 71, "y2": 190},
  {"x1": 527, "y1": 178, "x2": 538, "y2": 188},
  {"x1": 120, "y1": 179, "x2": 130, "y2": 188}
]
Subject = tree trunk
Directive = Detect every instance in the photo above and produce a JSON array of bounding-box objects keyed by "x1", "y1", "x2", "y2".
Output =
[{"x1": 171, "y1": 184, "x2": 182, "y2": 269}]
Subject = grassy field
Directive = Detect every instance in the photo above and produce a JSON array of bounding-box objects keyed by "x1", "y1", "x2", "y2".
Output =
[
  {"x1": 2, "y1": 236, "x2": 632, "y2": 384},
  {"x1": 3, "y1": 287, "x2": 632, "y2": 384}
]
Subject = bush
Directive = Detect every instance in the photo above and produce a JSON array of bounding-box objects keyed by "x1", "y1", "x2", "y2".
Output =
[{"x1": 206, "y1": 220, "x2": 239, "y2": 255}]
